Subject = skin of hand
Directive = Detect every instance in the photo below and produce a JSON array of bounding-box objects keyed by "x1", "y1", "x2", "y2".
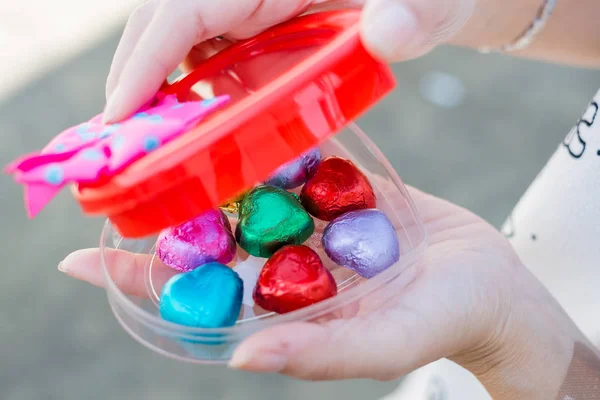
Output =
[
  {"x1": 102, "y1": 0, "x2": 474, "y2": 122},
  {"x1": 102, "y1": 0, "x2": 600, "y2": 124},
  {"x1": 59, "y1": 185, "x2": 589, "y2": 400}
]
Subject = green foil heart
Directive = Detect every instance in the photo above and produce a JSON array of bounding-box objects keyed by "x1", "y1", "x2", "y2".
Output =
[{"x1": 235, "y1": 186, "x2": 315, "y2": 258}]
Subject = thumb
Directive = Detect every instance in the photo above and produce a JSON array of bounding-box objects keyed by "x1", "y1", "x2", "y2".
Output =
[
  {"x1": 229, "y1": 320, "x2": 404, "y2": 380},
  {"x1": 360, "y1": 0, "x2": 476, "y2": 61},
  {"x1": 228, "y1": 309, "x2": 460, "y2": 381}
]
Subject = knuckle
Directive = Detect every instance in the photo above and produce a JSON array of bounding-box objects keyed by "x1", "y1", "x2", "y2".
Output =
[
  {"x1": 156, "y1": 0, "x2": 205, "y2": 42},
  {"x1": 428, "y1": 0, "x2": 476, "y2": 43},
  {"x1": 158, "y1": 0, "x2": 193, "y2": 13},
  {"x1": 128, "y1": 1, "x2": 154, "y2": 24}
]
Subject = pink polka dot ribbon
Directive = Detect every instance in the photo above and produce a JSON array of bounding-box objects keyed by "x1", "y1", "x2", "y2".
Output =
[{"x1": 5, "y1": 94, "x2": 229, "y2": 218}]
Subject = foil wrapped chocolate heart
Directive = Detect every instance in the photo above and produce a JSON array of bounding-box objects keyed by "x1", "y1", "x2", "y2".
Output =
[
  {"x1": 253, "y1": 245, "x2": 337, "y2": 314},
  {"x1": 264, "y1": 148, "x2": 322, "y2": 189},
  {"x1": 159, "y1": 262, "x2": 243, "y2": 329},
  {"x1": 235, "y1": 186, "x2": 314, "y2": 258},
  {"x1": 156, "y1": 209, "x2": 236, "y2": 272},
  {"x1": 322, "y1": 209, "x2": 400, "y2": 278},
  {"x1": 300, "y1": 156, "x2": 376, "y2": 221}
]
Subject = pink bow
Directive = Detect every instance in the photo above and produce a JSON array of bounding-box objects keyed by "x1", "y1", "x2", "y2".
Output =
[{"x1": 6, "y1": 95, "x2": 229, "y2": 217}]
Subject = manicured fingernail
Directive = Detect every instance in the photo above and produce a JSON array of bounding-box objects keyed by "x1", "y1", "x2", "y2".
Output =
[
  {"x1": 105, "y1": 73, "x2": 118, "y2": 102},
  {"x1": 362, "y1": 1, "x2": 421, "y2": 61},
  {"x1": 229, "y1": 350, "x2": 287, "y2": 372},
  {"x1": 103, "y1": 86, "x2": 123, "y2": 124}
]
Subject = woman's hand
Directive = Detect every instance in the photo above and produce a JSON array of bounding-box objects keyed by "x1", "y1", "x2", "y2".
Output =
[
  {"x1": 102, "y1": 0, "x2": 483, "y2": 123},
  {"x1": 59, "y1": 186, "x2": 586, "y2": 399},
  {"x1": 103, "y1": 0, "x2": 600, "y2": 123}
]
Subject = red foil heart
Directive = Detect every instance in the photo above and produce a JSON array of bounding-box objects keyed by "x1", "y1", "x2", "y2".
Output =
[
  {"x1": 253, "y1": 245, "x2": 337, "y2": 314},
  {"x1": 300, "y1": 156, "x2": 376, "y2": 221}
]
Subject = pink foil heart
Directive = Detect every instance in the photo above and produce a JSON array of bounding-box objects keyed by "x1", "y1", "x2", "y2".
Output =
[{"x1": 5, "y1": 95, "x2": 229, "y2": 217}]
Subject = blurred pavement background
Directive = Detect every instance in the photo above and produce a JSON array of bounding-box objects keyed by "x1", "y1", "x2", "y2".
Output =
[{"x1": 1, "y1": 2, "x2": 599, "y2": 400}]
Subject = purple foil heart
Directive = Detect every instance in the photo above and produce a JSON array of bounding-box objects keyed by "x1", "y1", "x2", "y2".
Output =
[{"x1": 322, "y1": 209, "x2": 400, "y2": 278}]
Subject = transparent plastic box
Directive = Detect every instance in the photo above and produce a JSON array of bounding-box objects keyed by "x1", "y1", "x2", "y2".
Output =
[
  {"x1": 100, "y1": 123, "x2": 427, "y2": 362},
  {"x1": 72, "y1": 10, "x2": 427, "y2": 363}
]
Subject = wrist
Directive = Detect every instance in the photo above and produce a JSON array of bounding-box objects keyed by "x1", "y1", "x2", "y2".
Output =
[
  {"x1": 452, "y1": 266, "x2": 580, "y2": 399},
  {"x1": 448, "y1": 0, "x2": 545, "y2": 50}
]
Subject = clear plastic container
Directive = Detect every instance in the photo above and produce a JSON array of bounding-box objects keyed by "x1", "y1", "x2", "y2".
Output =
[
  {"x1": 2, "y1": 11, "x2": 428, "y2": 363},
  {"x1": 100, "y1": 123, "x2": 427, "y2": 363},
  {"x1": 10, "y1": 10, "x2": 430, "y2": 363}
]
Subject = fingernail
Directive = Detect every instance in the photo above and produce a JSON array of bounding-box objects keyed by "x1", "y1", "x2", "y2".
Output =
[
  {"x1": 58, "y1": 262, "x2": 66, "y2": 273},
  {"x1": 105, "y1": 74, "x2": 117, "y2": 102},
  {"x1": 103, "y1": 86, "x2": 122, "y2": 124},
  {"x1": 362, "y1": 1, "x2": 421, "y2": 61},
  {"x1": 229, "y1": 350, "x2": 287, "y2": 373}
]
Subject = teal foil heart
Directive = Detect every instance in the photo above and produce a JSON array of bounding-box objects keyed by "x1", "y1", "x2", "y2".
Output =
[{"x1": 159, "y1": 262, "x2": 243, "y2": 330}]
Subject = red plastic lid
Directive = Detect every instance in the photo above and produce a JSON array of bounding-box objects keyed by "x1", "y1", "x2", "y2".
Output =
[{"x1": 72, "y1": 10, "x2": 396, "y2": 238}]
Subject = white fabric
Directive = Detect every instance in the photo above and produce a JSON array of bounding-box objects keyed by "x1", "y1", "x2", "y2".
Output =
[
  {"x1": 381, "y1": 359, "x2": 489, "y2": 400},
  {"x1": 384, "y1": 90, "x2": 600, "y2": 399}
]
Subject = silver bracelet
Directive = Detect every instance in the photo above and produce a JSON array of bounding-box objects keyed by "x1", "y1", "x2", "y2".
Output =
[{"x1": 479, "y1": 0, "x2": 558, "y2": 53}]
